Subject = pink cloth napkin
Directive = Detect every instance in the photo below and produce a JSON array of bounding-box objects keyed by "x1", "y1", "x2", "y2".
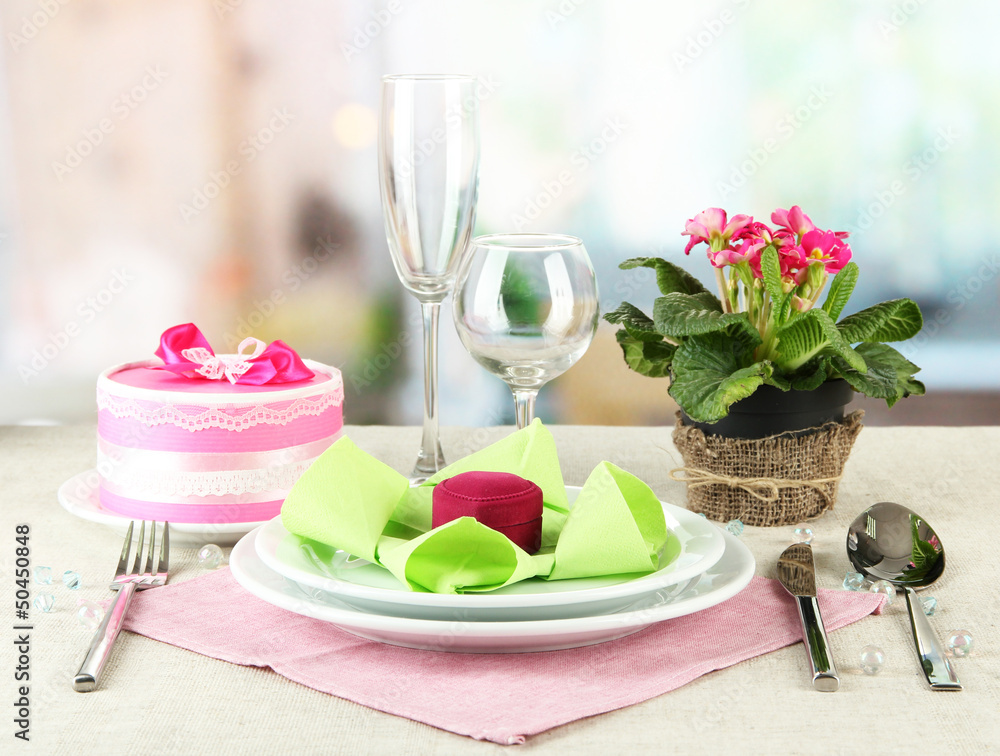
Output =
[{"x1": 124, "y1": 570, "x2": 883, "y2": 745}]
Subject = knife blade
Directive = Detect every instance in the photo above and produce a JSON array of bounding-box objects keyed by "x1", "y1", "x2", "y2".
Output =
[{"x1": 776, "y1": 543, "x2": 839, "y2": 692}]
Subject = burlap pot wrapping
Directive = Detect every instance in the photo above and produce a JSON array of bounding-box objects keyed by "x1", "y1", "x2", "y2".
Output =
[{"x1": 671, "y1": 410, "x2": 864, "y2": 526}]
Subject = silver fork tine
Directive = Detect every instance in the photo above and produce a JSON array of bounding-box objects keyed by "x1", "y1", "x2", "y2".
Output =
[
  {"x1": 131, "y1": 521, "x2": 146, "y2": 577},
  {"x1": 115, "y1": 522, "x2": 135, "y2": 579},
  {"x1": 74, "y1": 519, "x2": 170, "y2": 692},
  {"x1": 157, "y1": 523, "x2": 170, "y2": 574},
  {"x1": 142, "y1": 521, "x2": 156, "y2": 576}
]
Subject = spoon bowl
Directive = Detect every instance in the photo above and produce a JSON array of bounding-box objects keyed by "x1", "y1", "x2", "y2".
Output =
[
  {"x1": 847, "y1": 501, "x2": 961, "y2": 691},
  {"x1": 847, "y1": 501, "x2": 945, "y2": 588}
]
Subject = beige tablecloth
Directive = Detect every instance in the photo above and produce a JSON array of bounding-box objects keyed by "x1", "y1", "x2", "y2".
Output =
[{"x1": 2, "y1": 424, "x2": 998, "y2": 755}]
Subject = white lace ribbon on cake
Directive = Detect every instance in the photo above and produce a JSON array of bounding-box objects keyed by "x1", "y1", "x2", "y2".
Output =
[
  {"x1": 181, "y1": 337, "x2": 266, "y2": 383},
  {"x1": 97, "y1": 433, "x2": 338, "y2": 499},
  {"x1": 96, "y1": 385, "x2": 344, "y2": 432}
]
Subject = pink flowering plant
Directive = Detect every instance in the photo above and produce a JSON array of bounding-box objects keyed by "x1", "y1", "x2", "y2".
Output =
[{"x1": 605, "y1": 206, "x2": 924, "y2": 423}]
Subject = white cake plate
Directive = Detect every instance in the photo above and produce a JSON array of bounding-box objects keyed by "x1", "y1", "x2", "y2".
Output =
[
  {"x1": 255, "y1": 488, "x2": 727, "y2": 622},
  {"x1": 230, "y1": 526, "x2": 755, "y2": 653},
  {"x1": 57, "y1": 470, "x2": 266, "y2": 548}
]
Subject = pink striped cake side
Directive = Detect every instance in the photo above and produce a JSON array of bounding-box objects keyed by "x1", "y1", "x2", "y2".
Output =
[{"x1": 96, "y1": 358, "x2": 343, "y2": 523}]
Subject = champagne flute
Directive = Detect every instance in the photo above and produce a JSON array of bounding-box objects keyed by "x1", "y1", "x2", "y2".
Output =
[
  {"x1": 453, "y1": 234, "x2": 599, "y2": 428},
  {"x1": 378, "y1": 74, "x2": 480, "y2": 477}
]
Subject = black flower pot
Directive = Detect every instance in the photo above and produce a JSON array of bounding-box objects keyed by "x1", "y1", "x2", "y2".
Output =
[{"x1": 680, "y1": 379, "x2": 854, "y2": 440}]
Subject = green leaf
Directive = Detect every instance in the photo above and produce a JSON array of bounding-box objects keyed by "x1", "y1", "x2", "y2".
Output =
[
  {"x1": 775, "y1": 308, "x2": 867, "y2": 373},
  {"x1": 619, "y1": 257, "x2": 717, "y2": 301},
  {"x1": 773, "y1": 289, "x2": 796, "y2": 328},
  {"x1": 789, "y1": 357, "x2": 832, "y2": 391},
  {"x1": 832, "y1": 342, "x2": 925, "y2": 407},
  {"x1": 821, "y1": 262, "x2": 859, "y2": 321},
  {"x1": 603, "y1": 302, "x2": 662, "y2": 342},
  {"x1": 837, "y1": 298, "x2": 923, "y2": 343},
  {"x1": 669, "y1": 331, "x2": 771, "y2": 423},
  {"x1": 760, "y1": 246, "x2": 784, "y2": 303},
  {"x1": 652, "y1": 292, "x2": 755, "y2": 340},
  {"x1": 764, "y1": 371, "x2": 791, "y2": 390},
  {"x1": 908, "y1": 516, "x2": 941, "y2": 580},
  {"x1": 615, "y1": 330, "x2": 675, "y2": 378}
]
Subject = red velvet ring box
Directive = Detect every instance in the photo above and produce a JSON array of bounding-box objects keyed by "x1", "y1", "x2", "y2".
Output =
[{"x1": 431, "y1": 471, "x2": 544, "y2": 554}]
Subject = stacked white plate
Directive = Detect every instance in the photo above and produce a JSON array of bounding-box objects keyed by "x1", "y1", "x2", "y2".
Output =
[{"x1": 231, "y1": 487, "x2": 756, "y2": 653}]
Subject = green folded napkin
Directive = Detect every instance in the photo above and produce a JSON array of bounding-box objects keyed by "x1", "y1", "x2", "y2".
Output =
[
  {"x1": 280, "y1": 420, "x2": 673, "y2": 594},
  {"x1": 549, "y1": 461, "x2": 669, "y2": 580}
]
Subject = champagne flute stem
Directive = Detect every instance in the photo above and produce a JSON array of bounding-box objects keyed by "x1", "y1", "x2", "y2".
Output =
[
  {"x1": 413, "y1": 300, "x2": 445, "y2": 478},
  {"x1": 512, "y1": 389, "x2": 538, "y2": 430}
]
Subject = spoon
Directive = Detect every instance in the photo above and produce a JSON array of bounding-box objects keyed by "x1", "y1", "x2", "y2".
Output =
[{"x1": 847, "y1": 501, "x2": 962, "y2": 691}]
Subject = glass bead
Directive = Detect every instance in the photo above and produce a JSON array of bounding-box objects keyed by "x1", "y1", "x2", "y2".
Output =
[
  {"x1": 197, "y1": 544, "x2": 225, "y2": 570},
  {"x1": 793, "y1": 527, "x2": 814, "y2": 545},
  {"x1": 62, "y1": 570, "x2": 81, "y2": 590},
  {"x1": 946, "y1": 629, "x2": 974, "y2": 658},
  {"x1": 843, "y1": 572, "x2": 867, "y2": 591},
  {"x1": 860, "y1": 645, "x2": 885, "y2": 675},
  {"x1": 870, "y1": 579, "x2": 896, "y2": 606},
  {"x1": 77, "y1": 600, "x2": 104, "y2": 631},
  {"x1": 724, "y1": 519, "x2": 744, "y2": 537},
  {"x1": 920, "y1": 596, "x2": 938, "y2": 616},
  {"x1": 33, "y1": 566, "x2": 53, "y2": 585},
  {"x1": 33, "y1": 593, "x2": 54, "y2": 613}
]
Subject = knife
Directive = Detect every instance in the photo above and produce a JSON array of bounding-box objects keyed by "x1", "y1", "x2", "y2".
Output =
[{"x1": 776, "y1": 543, "x2": 839, "y2": 692}]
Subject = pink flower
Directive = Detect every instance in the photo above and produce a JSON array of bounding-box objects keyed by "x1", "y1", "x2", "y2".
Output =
[
  {"x1": 743, "y1": 230, "x2": 808, "y2": 283},
  {"x1": 709, "y1": 243, "x2": 756, "y2": 268},
  {"x1": 719, "y1": 238, "x2": 764, "y2": 270},
  {"x1": 799, "y1": 229, "x2": 853, "y2": 273},
  {"x1": 771, "y1": 206, "x2": 816, "y2": 238},
  {"x1": 682, "y1": 208, "x2": 753, "y2": 254}
]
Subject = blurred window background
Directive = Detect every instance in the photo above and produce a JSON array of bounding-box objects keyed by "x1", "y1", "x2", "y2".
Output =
[{"x1": 1, "y1": 0, "x2": 998, "y2": 427}]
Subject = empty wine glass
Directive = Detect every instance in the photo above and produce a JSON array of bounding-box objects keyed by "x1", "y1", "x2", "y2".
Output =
[
  {"x1": 379, "y1": 74, "x2": 480, "y2": 477},
  {"x1": 453, "y1": 234, "x2": 599, "y2": 428}
]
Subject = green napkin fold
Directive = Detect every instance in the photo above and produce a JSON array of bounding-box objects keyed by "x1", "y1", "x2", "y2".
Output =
[
  {"x1": 280, "y1": 420, "x2": 673, "y2": 594},
  {"x1": 549, "y1": 461, "x2": 668, "y2": 580},
  {"x1": 377, "y1": 518, "x2": 543, "y2": 593},
  {"x1": 281, "y1": 436, "x2": 409, "y2": 563}
]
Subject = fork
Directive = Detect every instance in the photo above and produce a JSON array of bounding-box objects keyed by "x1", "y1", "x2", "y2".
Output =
[{"x1": 73, "y1": 521, "x2": 170, "y2": 692}]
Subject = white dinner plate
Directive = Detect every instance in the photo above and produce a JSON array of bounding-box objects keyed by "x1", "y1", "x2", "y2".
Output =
[
  {"x1": 57, "y1": 470, "x2": 265, "y2": 548},
  {"x1": 255, "y1": 487, "x2": 727, "y2": 621},
  {"x1": 231, "y1": 526, "x2": 754, "y2": 653}
]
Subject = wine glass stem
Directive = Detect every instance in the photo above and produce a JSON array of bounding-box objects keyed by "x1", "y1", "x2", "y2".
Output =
[
  {"x1": 414, "y1": 300, "x2": 446, "y2": 478},
  {"x1": 512, "y1": 389, "x2": 538, "y2": 430}
]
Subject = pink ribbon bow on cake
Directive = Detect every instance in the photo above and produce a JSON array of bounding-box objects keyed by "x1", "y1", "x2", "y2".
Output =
[{"x1": 154, "y1": 323, "x2": 315, "y2": 385}]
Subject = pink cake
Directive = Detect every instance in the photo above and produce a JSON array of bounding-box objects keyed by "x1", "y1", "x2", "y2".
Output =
[{"x1": 96, "y1": 357, "x2": 343, "y2": 524}]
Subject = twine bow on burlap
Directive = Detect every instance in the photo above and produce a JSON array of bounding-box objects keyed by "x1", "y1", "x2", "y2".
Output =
[{"x1": 668, "y1": 467, "x2": 843, "y2": 505}]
